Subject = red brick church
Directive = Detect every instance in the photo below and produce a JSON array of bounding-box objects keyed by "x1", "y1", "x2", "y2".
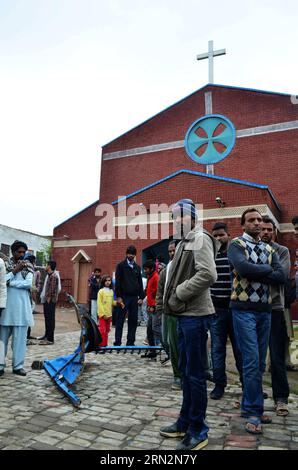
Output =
[{"x1": 52, "y1": 83, "x2": 298, "y2": 309}]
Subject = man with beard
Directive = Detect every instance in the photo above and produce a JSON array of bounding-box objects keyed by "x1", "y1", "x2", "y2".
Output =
[{"x1": 159, "y1": 199, "x2": 217, "y2": 451}]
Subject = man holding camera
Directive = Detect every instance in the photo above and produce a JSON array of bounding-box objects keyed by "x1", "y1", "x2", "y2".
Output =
[{"x1": 0, "y1": 241, "x2": 34, "y2": 377}]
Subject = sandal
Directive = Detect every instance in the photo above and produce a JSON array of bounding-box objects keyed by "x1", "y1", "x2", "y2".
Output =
[
  {"x1": 275, "y1": 402, "x2": 289, "y2": 417},
  {"x1": 245, "y1": 417, "x2": 262, "y2": 435}
]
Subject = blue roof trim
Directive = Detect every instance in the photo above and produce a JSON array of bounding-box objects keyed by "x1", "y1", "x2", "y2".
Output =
[
  {"x1": 102, "y1": 83, "x2": 293, "y2": 149},
  {"x1": 111, "y1": 169, "x2": 281, "y2": 211},
  {"x1": 54, "y1": 200, "x2": 99, "y2": 230}
]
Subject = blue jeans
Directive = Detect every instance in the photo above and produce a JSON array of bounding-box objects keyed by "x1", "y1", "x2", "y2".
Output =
[
  {"x1": 210, "y1": 308, "x2": 243, "y2": 387},
  {"x1": 176, "y1": 315, "x2": 212, "y2": 440},
  {"x1": 269, "y1": 310, "x2": 289, "y2": 403},
  {"x1": 232, "y1": 309, "x2": 271, "y2": 418}
]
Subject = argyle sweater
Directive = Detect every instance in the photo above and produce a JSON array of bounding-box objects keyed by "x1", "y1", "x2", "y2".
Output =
[{"x1": 228, "y1": 233, "x2": 284, "y2": 312}]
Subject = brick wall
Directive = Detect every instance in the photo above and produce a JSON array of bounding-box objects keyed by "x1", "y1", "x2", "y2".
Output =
[
  {"x1": 100, "y1": 86, "x2": 298, "y2": 223},
  {"x1": 53, "y1": 85, "x2": 298, "y2": 317}
]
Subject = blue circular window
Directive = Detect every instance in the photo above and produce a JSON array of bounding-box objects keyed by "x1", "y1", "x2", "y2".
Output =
[{"x1": 185, "y1": 114, "x2": 236, "y2": 165}]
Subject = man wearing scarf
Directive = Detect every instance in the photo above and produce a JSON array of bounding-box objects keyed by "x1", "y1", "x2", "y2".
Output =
[{"x1": 0, "y1": 240, "x2": 34, "y2": 377}]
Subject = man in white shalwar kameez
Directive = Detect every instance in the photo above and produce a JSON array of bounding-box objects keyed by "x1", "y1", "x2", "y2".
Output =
[{"x1": 0, "y1": 241, "x2": 34, "y2": 377}]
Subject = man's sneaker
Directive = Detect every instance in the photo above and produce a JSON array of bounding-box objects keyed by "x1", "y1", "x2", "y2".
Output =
[
  {"x1": 37, "y1": 336, "x2": 46, "y2": 341},
  {"x1": 210, "y1": 385, "x2": 225, "y2": 400},
  {"x1": 142, "y1": 339, "x2": 149, "y2": 345},
  {"x1": 176, "y1": 434, "x2": 208, "y2": 450},
  {"x1": 159, "y1": 423, "x2": 186, "y2": 438},
  {"x1": 0, "y1": 369, "x2": 4, "y2": 377}
]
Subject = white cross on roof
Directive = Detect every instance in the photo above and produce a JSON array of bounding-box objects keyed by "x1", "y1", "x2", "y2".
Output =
[{"x1": 197, "y1": 40, "x2": 226, "y2": 83}]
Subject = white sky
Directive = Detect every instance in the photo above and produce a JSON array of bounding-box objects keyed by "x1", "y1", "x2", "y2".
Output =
[{"x1": 0, "y1": 0, "x2": 297, "y2": 235}]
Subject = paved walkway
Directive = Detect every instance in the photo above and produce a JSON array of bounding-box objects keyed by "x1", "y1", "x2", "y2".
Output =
[{"x1": 1, "y1": 321, "x2": 298, "y2": 451}]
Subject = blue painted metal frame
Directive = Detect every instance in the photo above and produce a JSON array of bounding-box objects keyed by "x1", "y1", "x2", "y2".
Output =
[{"x1": 42, "y1": 295, "x2": 163, "y2": 408}]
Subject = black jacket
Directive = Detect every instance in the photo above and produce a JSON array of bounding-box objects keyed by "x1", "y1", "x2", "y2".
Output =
[{"x1": 115, "y1": 259, "x2": 145, "y2": 299}]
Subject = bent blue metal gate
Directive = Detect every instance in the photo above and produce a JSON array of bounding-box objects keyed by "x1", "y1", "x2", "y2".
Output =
[{"x1": 42, "y1": 294, "x2": 162, "y2": 407}]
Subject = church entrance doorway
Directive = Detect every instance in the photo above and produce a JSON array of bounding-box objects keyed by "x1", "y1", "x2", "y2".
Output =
[{"x1": 142, "y1": 238, "x2": 172, "y2": 269}]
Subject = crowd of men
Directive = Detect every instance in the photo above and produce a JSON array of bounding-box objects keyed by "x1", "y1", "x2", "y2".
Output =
[
  {"x1": 101, "y1": 203, "x2": 298, "y2": 450},
  {"x1": 0, "y1": 206, "x2": 297, "y2": 451}
]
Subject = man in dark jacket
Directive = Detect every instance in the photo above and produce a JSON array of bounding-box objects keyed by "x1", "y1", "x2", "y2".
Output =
[
  {"x1": 261, "y1": 216, "x2": 290, "y2": 416},
  {"x1": 114, "y1": 245, "x2": 145, "y2": 346}
]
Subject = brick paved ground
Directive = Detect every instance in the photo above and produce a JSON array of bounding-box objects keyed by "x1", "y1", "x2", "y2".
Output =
[{"x1": 1, "y1": 313, "x2": 298, "y2": 451}]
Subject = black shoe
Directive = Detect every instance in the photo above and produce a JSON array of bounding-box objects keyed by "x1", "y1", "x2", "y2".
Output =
[
  {"x1": 263, "y1": 392, "x2": 268, "y2": 399},
  {"x1": 141, "y1": 351, "x2": 157, "y2": 359},
  {"x1": 210, "y1": 385, "x2": 225, "y2": 400},
  {"x1": 176, "y1": 434, "x2": 208, "y2": 451},
  {"x1": 37, "y1": 335, "x2": 46, "y2": 341},
  {"x1": 160, "y1": 423, "x2": 186, "y2": 438},
  {"x1": 13, "y1": 368, "x2": 27, "y2": 376},
  {"x1": 0, "y1": 369, "x2": 4, "y2": 377},
  {"x1": 160, "y1": 356, "x2": 170, "y2": 366}
]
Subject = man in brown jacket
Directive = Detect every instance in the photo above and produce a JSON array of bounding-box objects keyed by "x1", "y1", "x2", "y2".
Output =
[{"x1": 159, "y1": 198, "x2": 217, "y2": 451}]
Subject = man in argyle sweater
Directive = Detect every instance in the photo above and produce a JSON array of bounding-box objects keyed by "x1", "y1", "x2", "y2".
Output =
[{"x1": 228, "y1": 208, "x2": 284, "y2": 435}]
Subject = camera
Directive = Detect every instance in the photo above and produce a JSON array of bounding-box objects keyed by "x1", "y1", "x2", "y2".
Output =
[{"x1": 215, "y1": 197, "x2": 225, "y2": 208}]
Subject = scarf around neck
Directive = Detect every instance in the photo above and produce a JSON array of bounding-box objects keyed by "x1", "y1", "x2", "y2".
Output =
[{"x1": 6, "y1": 257, "x2": 34, "y2": 279}]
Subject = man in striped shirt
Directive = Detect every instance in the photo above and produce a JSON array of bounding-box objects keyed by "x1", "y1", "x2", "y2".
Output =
[{"x1": 209, "y1": 223, "x2": 242, "y2": 400}]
